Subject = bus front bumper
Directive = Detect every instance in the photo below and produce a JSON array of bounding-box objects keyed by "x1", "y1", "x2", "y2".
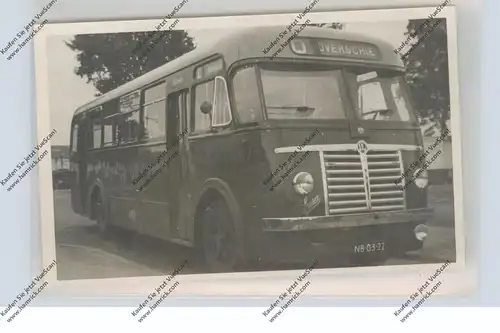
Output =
[{"x1": 258, "y1": 208, "x2": 433, "y2": 264}]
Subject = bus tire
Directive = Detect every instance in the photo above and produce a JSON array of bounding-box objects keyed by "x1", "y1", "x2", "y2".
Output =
[
  {"x1": 93, "y1": 191, "x2": 110, "y2": 237},
  {"x1": 201, "y1": 198, "x2": 243, "y2": 273}
]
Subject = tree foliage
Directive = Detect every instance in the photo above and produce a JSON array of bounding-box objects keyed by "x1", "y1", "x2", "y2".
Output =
[
  {"x1": 66, "y1": 31, "x2": 195, "y2": 95},
  {"x1": 403, "y1": 19, "x2": 449, "y2": 132}
]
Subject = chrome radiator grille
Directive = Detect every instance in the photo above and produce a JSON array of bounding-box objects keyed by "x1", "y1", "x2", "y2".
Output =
[{"x1": 321, "y1": 148, "x2": 405, "y2": 215}]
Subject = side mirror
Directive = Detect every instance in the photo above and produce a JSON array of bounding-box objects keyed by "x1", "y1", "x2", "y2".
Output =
[{"x1": 200, "y1": 101, "x2": 213, "y2": 115}]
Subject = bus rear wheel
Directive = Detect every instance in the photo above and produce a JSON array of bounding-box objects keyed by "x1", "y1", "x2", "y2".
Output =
[
  {"x1": 201, "y1": 199, "x2": 240, "y2": 273},
  {"x1": 94, "y1": 192, "x2": 109, "y2": 236}
]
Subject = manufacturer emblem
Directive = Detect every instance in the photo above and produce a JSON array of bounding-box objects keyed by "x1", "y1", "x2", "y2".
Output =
[
  {"x1": 356, "y1": 140, "x2": 368, "y2": 154},
  {"x1": 357, "y1": 127, "x2": 365, "y2": 135},
  {"x1": 303, "y1": 195, "x2": 321, "y2": 215}
]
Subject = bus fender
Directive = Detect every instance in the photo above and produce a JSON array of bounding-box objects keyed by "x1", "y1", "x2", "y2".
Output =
[
  {"x1": 86, "y1": 179, "x2": 107, "y2": 219},
  {"x1": 195, "y1": 178, "x2": 245, "y2": 255}
]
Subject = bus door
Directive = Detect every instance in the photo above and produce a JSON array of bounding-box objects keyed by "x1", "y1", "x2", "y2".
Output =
[{"x1": 166, "y1": 90, "x2": 187, "y2": 240}]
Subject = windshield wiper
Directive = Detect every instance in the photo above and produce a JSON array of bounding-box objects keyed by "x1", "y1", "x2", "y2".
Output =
[
  {"x1": 362, "y1": 108, "x2": 394, "y2": 120},
  {"x1": 267, "y1": 105, "x2": 316, "y2": 112}
]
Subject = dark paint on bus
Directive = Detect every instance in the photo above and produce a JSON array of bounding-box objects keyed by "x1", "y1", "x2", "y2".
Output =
[{"x1": 69, "y1": 26, "x2": 433, "y2": 269}]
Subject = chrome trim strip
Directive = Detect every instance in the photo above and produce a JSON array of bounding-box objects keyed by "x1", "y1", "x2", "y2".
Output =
[
  {"x1": 319, "y1": 151, "x2": 329, "y2": 216},
  {"x1": 275, "y1": 143, "x2": 422, "y2": 154},
  {"x1": 359, "y1": 150, "x2": 371, "y2": 210},
  {"x1": 328, "y1": 184, "x2": 364, "y2": 189},
  {"x1": 397, "y1": 150, "x2": 407, "y2": 210},
  {"x1": 329, "y1": 207, "x2": 369, "y2": 214},
  {"x1": 262, "y1": 208, "x2": 434, "y2": 232}
]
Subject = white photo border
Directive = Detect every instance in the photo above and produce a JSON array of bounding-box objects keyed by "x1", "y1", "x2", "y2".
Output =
[{"x1": 33, "y1": 6, "x2": 472, "y2": 299}]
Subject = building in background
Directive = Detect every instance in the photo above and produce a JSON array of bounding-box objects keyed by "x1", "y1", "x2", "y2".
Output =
[{"x1": 51, "y1": 145, "x2": 71, "y2": 189}]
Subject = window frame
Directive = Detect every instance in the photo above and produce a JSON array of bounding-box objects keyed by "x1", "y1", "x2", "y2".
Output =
[
  {"x1": 141, "y1": 81, "x2": 168, "y2": 143},
  {"x1": 191, "y1": 78, "x2": 216, "y2": 134},
  {"x1": 102, "y1": 115, "x2": 116, "y2": 147},
  {"x1": 86, "y1": 106, "x2": 104, "y2": 151},
  {"x1": 92, "y1": 121, "x2": 103, "y2": 149},
  {"x1": 259, "y1": 66, "x2": 348, "y2": 121},
  {"x1": 211, "y1": 76, "x2": 233, "y2": 128},
  {"x1": 70, "y1": 123, "x2": 79, "y2": 154},
  {"x1": 344, "y1": 69, "x2": 418, "y2": 125},
  {"x1": 229, "y1": 65, "x2": 265, "y2": 125},
  {"x1": 116, "y1": 109, "x2": 142, "y2": 145}
]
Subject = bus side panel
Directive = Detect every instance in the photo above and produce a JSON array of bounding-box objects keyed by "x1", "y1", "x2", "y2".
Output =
[
  {"x1": 91, "y1": 146, "x2": 142, "y2": 232},
  {"x1": 187, "y1": 131, "x2": 270, "y2": 258},
  {"x1": 136, "y1": 143, "x2": 172, "y2": 240}
]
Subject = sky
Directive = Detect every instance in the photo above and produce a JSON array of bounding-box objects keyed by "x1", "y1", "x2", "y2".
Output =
[{"x1": 46, "y1": 21, "x2": 408, "y2": 146}]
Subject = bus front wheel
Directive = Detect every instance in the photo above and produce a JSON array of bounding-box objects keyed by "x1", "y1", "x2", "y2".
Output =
[{"x1": 201, "y1": 198, "x2": 241, "y2": 273}]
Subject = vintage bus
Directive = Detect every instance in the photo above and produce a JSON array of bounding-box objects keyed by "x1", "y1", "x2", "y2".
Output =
[{"x1": 69, "y1": 26, "x2": 433, "y2": 271}]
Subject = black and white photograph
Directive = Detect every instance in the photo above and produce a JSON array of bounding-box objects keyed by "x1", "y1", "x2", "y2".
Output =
[{"x1": 34, "y1": 5, "x2": 463, "y2": 293}]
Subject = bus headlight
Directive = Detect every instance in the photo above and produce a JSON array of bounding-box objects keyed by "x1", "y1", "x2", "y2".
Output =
[
  {"x1": 292, "y1": 172, "x2": 314, "y2": 195},
  {"x1": 413, "y1": 168, "x2": 428, "y2": 188}
]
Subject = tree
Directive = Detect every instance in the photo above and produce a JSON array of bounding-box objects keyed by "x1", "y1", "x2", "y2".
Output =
[
  {"x1": 66, "y1": 31, "x2": 195, "y2": 95},
  {"x1": 403, "y1": 18, "x2": 449, "y2": 133}
]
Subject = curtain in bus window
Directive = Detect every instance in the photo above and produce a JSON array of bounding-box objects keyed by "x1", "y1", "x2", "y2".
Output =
[
  {"x1": 347, "y1": 71, "x2": 412, "y2": 122},
  {"x1": 213, "y1": 77, "x2": 231, "y2": 126},
  {"x1": 103, "y1": 117, "x2": 115, "y2": 146},
  {"x1": 117, "y1": 110, "x2": 141, "y2": 143},
  {"x1": 193, "y1": 80, "x2": 214, "y2": 132},
  {"x1": 358, "y1": 82, "x2": 387, "y2": 115},
  {"x1": 92, "y1": 123, "x2": 102, "y2": 149}
]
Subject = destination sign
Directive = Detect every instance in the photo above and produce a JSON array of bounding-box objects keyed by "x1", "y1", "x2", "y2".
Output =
[
  {"x1": 120, "y1": 90, "x2": 140, "y2": 113},
  {"x1": 315, "y1": 39, "x2": 381, "y2": 59},
  {"x1": 290, "y1": 38, "x2": 381, "y2": 60}
]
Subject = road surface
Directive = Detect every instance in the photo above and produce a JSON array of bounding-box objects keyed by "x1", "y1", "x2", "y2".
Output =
[{"x1": 54, "y1": 185, "x2": 456, "y2": 280}]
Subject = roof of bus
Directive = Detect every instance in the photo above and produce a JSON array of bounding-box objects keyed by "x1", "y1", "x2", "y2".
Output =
[{"x1": 74, "y1": 26, "x2": 403, "y2": 116}]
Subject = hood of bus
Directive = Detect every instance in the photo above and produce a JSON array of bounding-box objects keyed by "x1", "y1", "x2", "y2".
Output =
[{"x1": 258, "y1": 122, "x2": 426, "y2": 218}]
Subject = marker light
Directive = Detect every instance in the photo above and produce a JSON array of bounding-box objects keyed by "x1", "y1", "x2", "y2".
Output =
[
  {"x1": 292, "y1": 172, "x2": 314, "y2": 195},
  {"x1": 414, "y1": 224, "x2": 429, "y2": 241},
  {"x1": 413, "y1": 168, "x2": 429, "y2": 189}
]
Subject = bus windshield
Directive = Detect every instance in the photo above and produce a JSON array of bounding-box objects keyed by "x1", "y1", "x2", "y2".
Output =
[
  {"x1": 258, "y1": 65, "x2": 414, "y2": 123},
  {"x1": 344, "y1": 69, "x2": 414, "y2": 122},
  {"x1": 260, "y1": 67, "x2": 346, "y2": 120}
]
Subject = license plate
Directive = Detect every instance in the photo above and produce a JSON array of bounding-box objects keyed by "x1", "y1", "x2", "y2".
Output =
[{"x1": 353, "y1": 242, "x2": 385, "y2": 253}]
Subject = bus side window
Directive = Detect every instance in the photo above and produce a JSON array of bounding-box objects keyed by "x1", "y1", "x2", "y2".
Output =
[
  {"x1": 143, "y1": 83, "x2": 167, "y2": 141},
  {"x1": 212, "y1": 76, "x2": 232, "y2": 127},
  {"x1": 117, "y1": 111, "x2": 140, "y2": 144},
  {"x1": 231, "y1": 66, "x2": 263, "y2": 124},
  {"x1": 192, "y1": 80, "x2": 214, "y2": 133},
  {"x1": 103, "y1": 117, "x2": 115, "y2": 147},
  {"x1": 91, "y1": 116, "x2": 102, "y2": 149},
  {"x1": 102, "y1": 101, "x2": 119, "y2": 147}
]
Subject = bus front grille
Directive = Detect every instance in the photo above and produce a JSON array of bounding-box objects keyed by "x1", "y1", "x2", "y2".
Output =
[{"x1": 321, "y1": 149, "x2": 405, "y2": 215}]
